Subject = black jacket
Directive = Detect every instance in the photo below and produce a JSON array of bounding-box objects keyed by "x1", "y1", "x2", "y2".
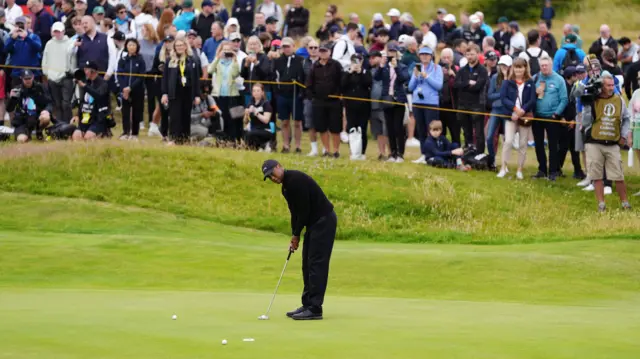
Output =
[
  {"x1": 461, "y1": 26, "x2": 486, "y2": 46},
  {"x1": 191, "y1": 13, "x2": 217, "y2": 41},
  {"x1": 624, "y1": 60, "x2": 640, "y2": 99},
  {"x1": 493, "y1": 30, "x2": 511, "y2": 56},
  {"x1": 8, "y1": 82, "x2": 52, "y2": 125},
  {"x1": 117, "y1": 54, "x2": 147, "y2": 93},
  {"x1": 62, "y1": 10, "x2": 76, "y2": 38},
  {"x1": 540, "y1": 33, "x2": 558, "y2": 57},
  {"x1": 284, "y1": 6, "x2": 309, "y2": 37},
  {"x1": 231, "y1": 0, "x2": 255, "y2": 36},
  {"x1": 315, "y1": 20, "x2": 339, "y2": 42},
  {"x1": 453, "y1": 63, "x2": 489, "y2": 109},
  {"x1": 306, "y1": 59, "x2": 343, "y2": 100},
  {"x1": 439, "y1": 61, "x2": 458, "y2": 108},
  {"x1": 588, "y1": 37, "x2": 619, "y2": 61},
  {"x1": 341, "y1": 69, "x2": 372, "y2": 103},
  {"x1": 272, "y1": 54, "x2": 304, "y2": 96},
  {"x1": 281, "y1": 170, "x2": 334, "y2": 237},
  {"x1": 241, "y1": 53, "x2": 271, "y2": 94},
  {"x1": 563, "y1": 80, "x2": 576, "y2": 121},
  {"x1": 161, "y1": 56, "x2": 201, "y2": 100},
  {"x1": 77, "y1": 75, "x2": 111, "y2": 124}
]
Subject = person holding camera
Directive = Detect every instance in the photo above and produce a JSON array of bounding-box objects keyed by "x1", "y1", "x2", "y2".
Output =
[
  {"x1": 5, "y1": 16, "x2": 43, "y2": 87},
  {"x1": 244, "y1": 83, "x2": 275, "y2": 150},
  {"x1": 581, "y1": 71, "x2": 632, "y2": 212},
  {"x1": 71, "y1": 61, "x2": 112, "y2": 141},
  {"x1": 7, "y1": 70, "x2": 52, "y2": 143},
  {"x1": 117, "y1": 38, "x2": 146, "y2": 141},
  {"x1": 438, "y1": 48, "x2": 460, "y2": 145},
  {"x1": 208, "y1": 41, "x2": 242, "y2": 144},
  {"x1": 341, "y1": 53, "x2": 372, "y2": 160},
  {"x1": 161, "y1": 37, "x2": 202, "y2": 145},
  {"x1": 382, "y1": 43, "x2": 410, "y2": 163}
]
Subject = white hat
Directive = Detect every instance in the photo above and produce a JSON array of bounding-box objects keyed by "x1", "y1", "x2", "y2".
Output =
[
  {"x1": 373, "y1": 13, "x2": 383, "y2": 22},
  {"x1": 498, "y1": 55, "x2": 513, "y2": 67},
  {"x1": 76, "y1": 0, "x2": 87, "y2": 3},
  {"x1": 401, "y1": 12, "x2": 414, "y2": 24},
  {"x1": 227, "y1": 17, "x2": 239, "y2": 27},
  {"x1": 475, "y1": 11, "x2": 484, "y2": 19},
  {"x1": 443, "y1": 14, "x2": 456, "y2": 23},
  {"x1": 469, "y1": 15, "x2": 481, "y2": 24},
  {"x1": 386, "y1": 8, "x2": 401, "y2": 17},
  {"x1": 51, "y1": 21, "x2": 65, "y2": 33},
  {"x1": 398, "y1": 34, "x2": 409, "y2": 44},
  {"x1": 229, "y1": 32, "x2": 242, "y2": 41}
]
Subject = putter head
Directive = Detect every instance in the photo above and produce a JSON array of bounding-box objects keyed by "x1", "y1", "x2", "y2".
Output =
[{"x1": 258, "y1": 315, "x2": 269, "y2": 320}]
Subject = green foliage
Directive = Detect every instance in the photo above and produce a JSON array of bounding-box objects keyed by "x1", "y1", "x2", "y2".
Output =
[{"x1": 472, "y1": 0, "x2": 542, "y2": 24}]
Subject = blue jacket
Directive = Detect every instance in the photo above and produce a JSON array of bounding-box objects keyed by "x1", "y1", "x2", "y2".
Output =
[
  {"x1": 541, "y1": 6, "x2": 555, "y2": 21},
  {"x1": 117, "y1": 54, "x2": 147, "y2": 93},
  {"x1": 480, "y1": 23, "x2": 493, "y2": 37},
  {"x1": 173, "y1": 11, "x2": 196, "y2": 32},
  {"x1": 5, "y1": 33, "x2": 43, "y2": 77},
  {"x1": 408, "y1": 62, "x2": 442, "y2": 105},
  {"x1": 422, "y1": 134, "x2": 458, "y2": 159},
  {"x1": 553, "y1": 44, "x2": 585, "y2": 72},
  {"x1": 534, "y1": 71, "x2": 568, "y2": 117},
  {"x1": 389, "y1": 21, "x2": 403, "y2": 40},
  {"x1": 203, "y1": 36, "x2": 225, "y2": 62},
  {"x1": 487, "y1": 74, "x2": 509, "y2": 115},
  {"x1": 500, "y1": 79, "x2": 537, "y2": 116}
]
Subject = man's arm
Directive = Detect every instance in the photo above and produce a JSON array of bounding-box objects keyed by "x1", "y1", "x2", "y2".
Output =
[
  {"x1": 106, "y1": 37, "x2": 117, "y2": 78},
  {"x1": 621, "y1": 97, "x2": 631, "y2": 138},
  {"x1": 286, "y1": 184, "x2": 310, "y2": 237}
]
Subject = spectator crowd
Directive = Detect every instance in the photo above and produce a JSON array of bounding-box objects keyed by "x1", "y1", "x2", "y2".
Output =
[{"x1": 0, "y1": 0, "x2": 637, "y2": 210}]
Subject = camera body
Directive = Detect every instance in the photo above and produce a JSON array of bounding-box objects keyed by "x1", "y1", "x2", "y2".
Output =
[{"x1": 580, "y1": 76, "x2": 602, "y2": 104}]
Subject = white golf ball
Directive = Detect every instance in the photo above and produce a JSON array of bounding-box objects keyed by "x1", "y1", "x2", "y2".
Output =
[
  {"x1": 172, "y1": 315, "x2": 177, "y2": 320},
  {"x1": 222, "y1": 339, "x2": 228, "y2": 345}
]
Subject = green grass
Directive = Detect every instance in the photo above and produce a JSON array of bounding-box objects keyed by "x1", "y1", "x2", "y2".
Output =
[
  {"x1": 1, "y1": 192, "x2": 639, "y2": 358},
  {"x1": 0, "y1": 142, "x2": 639, "y2": 243}
]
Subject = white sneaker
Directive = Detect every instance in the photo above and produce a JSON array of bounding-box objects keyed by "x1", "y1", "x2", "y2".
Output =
[
  {"x1": 516, "y1": 171, "x2": 524, "y2": 180},
  {"x1": 4, "y1": 113, "x2": 9, "y2": 122},
  {"x1": 496, "y1": 168, "x2": 508, "y2": 178},
  {"x1": 129, "y1": 135, "x2": 139, "y2": 142},
  {"x1": 604, "y1": 186, "x2": 613, "y2": 195},
  {"x1": 148, "y1": 123, "x2": 162, "y2": 137},
  {"x1": 265, "y1": 143, "x2": 272, "y2": 153},
  {"x1": 406, "y1": 137, "x2": 421, "y2": 148},
  {"x1": 577, "y1": 176, "x2": 591, "y2": 187},
  {"x1": 386, "y1": 157, "x2": 397, "y2": 163},
  {"x1": 340, "y1": 131, "x2": 349, "y2": 143},
  {"x1": 119, "y1": 134, "x2": 129, "y2": 140},
  {"x1": 0, "y1": 125, "x2": 14, "y2": 134},
  {"x1": 307, "y1": 149, "x2": 318, "y2": 157},
  {"x1": 258, "y1": 148, "x2": 264, "y2": 152},
  {"x1": 350, "y1": 154, "x2": 365, "y2": 161},
  {"x1": 395, "y1": 157, "x2": 404, "y2": 163},
  {"x1": 583, "y1": 184, "x2": 595, "y2": 191},
  {"x1": 139, "y1": 122, "x2": 146, "y2": 130},
  {"x1": 412, "y1": 155, "x2": 426, "y2": 164}
]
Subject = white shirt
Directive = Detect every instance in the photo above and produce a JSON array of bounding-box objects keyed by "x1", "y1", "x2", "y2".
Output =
[
  {"x1": 332, "y1": 35, "x2": 356, "y2": 71},
  {"x1": 519, "y1": 47, "x2": 549, "y2": 62},
  {"x1": 422, "y1": 31, "x2": 438, "y2": 50},
  {"x1": 509, "y1": 32, "x2": 526, "y2": 55},
  {"x1": 5, "y1": 4, "x2": 23, "y2": 26},
  {"x1": 516, "y1": 82, "x2": 525, "y2": 109},
  {"x1": 236, "y1": 49, "x2": 247, "y2": 68},
  {"x1": 600, "y1": 37, "x2": 608, "y2": 46}
]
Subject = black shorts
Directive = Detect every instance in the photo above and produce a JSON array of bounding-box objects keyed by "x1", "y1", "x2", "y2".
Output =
[
  {"x1": 13, "y1": 124, "x2": 31, "y2": 139},
  {"x1": 312, "y1": 99, "x2": 342, "y2": 134},
  {"x1": 78, "y1": 121, "x2": 106, "y2": 135}
]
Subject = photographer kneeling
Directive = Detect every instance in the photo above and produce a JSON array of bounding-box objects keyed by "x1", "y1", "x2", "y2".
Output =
[
  {"x1": 72, "y1": 61, "x2": 112, "y2": 141},
  {"x1": 8, "y1": 70, "x2": 52, "y2": 143},
  {"x1": 581, "y1": 71, "x2": 632, "y2": 212}
]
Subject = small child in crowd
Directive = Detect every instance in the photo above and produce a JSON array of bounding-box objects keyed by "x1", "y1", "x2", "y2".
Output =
[{"x1": 422, "y1": 120, "x2": 470, "y2": 171}]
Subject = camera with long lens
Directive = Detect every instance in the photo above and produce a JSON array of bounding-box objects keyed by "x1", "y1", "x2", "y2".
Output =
[
  {"x1": 74, "y1": 69, "x2": 86, "y2": 82},
  {"x1": 579, "y1": 55, "x2": 603, "y2": 104}
]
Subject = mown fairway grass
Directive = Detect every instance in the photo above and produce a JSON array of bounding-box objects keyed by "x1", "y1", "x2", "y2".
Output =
[{"x1": 1, "y1": 192, "x2": 639, "y2": 358}]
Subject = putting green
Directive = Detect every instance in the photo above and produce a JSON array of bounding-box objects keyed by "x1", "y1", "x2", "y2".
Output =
[{"x1": 1, "y1": 193, "x2": 639, "y2": 358}]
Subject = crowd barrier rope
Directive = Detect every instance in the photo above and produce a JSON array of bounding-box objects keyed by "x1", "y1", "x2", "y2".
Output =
[{"x1": 6, "y1": 63, "x2": 640, "y2": 130}]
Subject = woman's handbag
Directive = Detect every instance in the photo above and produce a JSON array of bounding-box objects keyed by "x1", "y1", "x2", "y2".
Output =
[{"x1": 229, "y1": 105, "x2": 245, "y2": 120}]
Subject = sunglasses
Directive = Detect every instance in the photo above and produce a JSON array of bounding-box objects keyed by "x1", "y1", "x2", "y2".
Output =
[
  {"x1": 232, "y1": 39, "x2": 241, "y2": 42},
  {"x1": 308, "y1": 46, "x2": 318, "y2": 50}
]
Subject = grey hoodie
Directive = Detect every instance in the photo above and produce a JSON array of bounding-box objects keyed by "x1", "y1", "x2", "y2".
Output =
[{"x1": 42, "y1": 36, "x2": 76, "y2": 82}]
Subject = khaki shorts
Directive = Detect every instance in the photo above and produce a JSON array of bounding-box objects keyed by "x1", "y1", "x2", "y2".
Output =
[{"x1": 585, "y1": 143, "x2": 624, "y2": 181}]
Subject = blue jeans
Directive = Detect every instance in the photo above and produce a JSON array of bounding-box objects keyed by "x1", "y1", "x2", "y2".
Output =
[
  {"x1": 413, "y1": 107, "x2": 440, "y2": 143},
  {"x1": 486, "y1": 115, "x2": 504, "y2": 166}
]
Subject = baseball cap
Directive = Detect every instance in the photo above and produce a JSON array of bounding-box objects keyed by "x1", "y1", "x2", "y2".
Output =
[
  {"x1": 20, "y1": 69, "x2": 34, "y2": 79},
  {"x1": 509, "y1": 21, "x2": 519, "y2": 30},
  {"x1": 187, "y1": 29, "x2": 198, "y2": 37},
  {"x1": 484, "y1": 51, "x2": 498, "y2": 61},
  {"x1": 266, "y1": 16, "x2": 278, "y2": 24},
  {"x1": 575, "y1": 64, "x2": 586, "y2": 73},
  {"x1": 112, "y1": 31, "x2": 125, "y2": 41},
  {"x1": 437, "y1": 8, "x2": 447, "y2": 15},
  {"x1": 498, "y1": 55, "x2": 513, "y2": 67},
  {"x1": 227, "y1": 17, "x2": 239, "y2": 27},
  {"x1": 271, "y1": 39, "x2": 282, "y2": 47},
  {"x1": 565, "y1": 34, "x2": 577, "y2": 43},
  {"x1": 563, "y1": 66, "x2": 577, "y2": 78},
  {"x1": 0, "y1": 9, "x2": 6, "y2": 18},
  {"x1": 418, "y1": 46, "x2": 433, "y2": 55},
  {"x1": 373, "y1": 13, "x2": 383, "y2": 22},
  {"x1": 369, "y1": 50, "x2": 382, "y2": 57},
  {"x1": 76, "y1": 0, "x2": 87, "y2": 4},
  {"x1": 281, "y1": 37, "x2": 295, "y2": 46},
  {"x1": 182, "y1": 0, "x2": 193, "y2": 8},
  {"x1": 229, "y1": 32, "x2": 242, "y2": 41},
  {"x1": 351, "y1": 53, "x2": 363, "y2": 61},
  {"x1": 497, "y1": 16, "x2": 509, "y2": 24},
  {"x1": 386, "y1": 8, "x2": 401, "y2": 17},
  {"x1": 15, "y1": 16, "x2": 26, "y2": 24},
  {"x1": 398, "y1": 34, "x2": 409, "y2": 44},
  {"x1": 443, "y1": 14, "x2": 456, "y2": 23},
  {"x1": 319, "y1": 43, "x2": 331, "y2": 52},
  {"x1": 201, "y1": 0, "x2": 213, "y2": 8},
  {"x1": 469, "y1": 15, "x2": 480, "y2": 24},
  {"x1": 83, "y1": 61, "x2": 99, "y2": 71},
  {"x1": 387, "y1": 43, "x2": 400, "y2": 52},
  {"x1": 329, "y1": 25, "x2": 340, "y2": 34},
  {"x1": 93, "y1": 6, "x2": 105, "y2": 15},
  {"x1": 51, "y1": 21, "x2": 65, "y2": 33},
  {"x1": 262, "y1": 159, "x2": 279, "y2": 181}
]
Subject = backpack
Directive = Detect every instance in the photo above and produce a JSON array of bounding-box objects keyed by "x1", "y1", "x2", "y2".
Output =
[
  {"x1": 561, "y1": 48, "x2": 580, "y2": 75},
  {"x1": 463, "y1": 145, "x2": 491, "y2": 170},
  {"x1": 525, "y1": 49, "x2": 541, "y2": 75}
]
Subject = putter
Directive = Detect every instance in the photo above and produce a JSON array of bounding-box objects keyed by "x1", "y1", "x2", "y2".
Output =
[{"x1": 258, "y1": 250, "x2": 293, "y2": 320}]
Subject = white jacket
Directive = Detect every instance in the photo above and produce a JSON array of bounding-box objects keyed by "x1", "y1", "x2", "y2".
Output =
[
  {"x1": 42, "y1": 36, "x2": 76, "y2": 82},
  {"x1": 332, "y1": 35, "x2": 356, "y2": 71}
]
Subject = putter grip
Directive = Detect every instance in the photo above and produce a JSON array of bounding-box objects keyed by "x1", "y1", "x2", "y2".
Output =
[{"x1": 287, "y1": 250, "x2": 293, "y2": 260}]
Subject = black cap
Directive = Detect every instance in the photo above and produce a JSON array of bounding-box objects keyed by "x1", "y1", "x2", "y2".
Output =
[
  {"x1": 563, "y1": 66, "x2": 577, "y2": 78},
  {"x1": 369, "y1": 50, "x2": 382, "y2": 57},
  {"x1": 262, "y1": 159, "x2": 280, "y2": 181},
  {"x1": 484, "y1": 51, "x2": 497, "y2": 61},
  {"x1": 575, "y1": 64, "x2": 586, "y2": 73},
  {"x1": 112, "y1": 31, "x2": 125, "y2": 41},
  {"x1": 351, "y1": 53, "x2": 363, "y2": 61},
  {"x1": 319, "y1": 44, "x2": 331, "y2": 52},
  {"x1": 266, "y1": 16, "x2": 278, "y2": 24},
  {"x1": 84, "y1": 61, "x2": 99, "y2": 71},
  {"x1": 20, "y1": 69, "x2": 34, "y2": 79},
  {"x1": 187, "y1": 29, "x2": 198, "y2": 37}
]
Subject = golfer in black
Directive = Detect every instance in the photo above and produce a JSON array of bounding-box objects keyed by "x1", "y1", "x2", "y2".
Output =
[{"x1": 262, "y1": 159, "x2": 337, "y2": 320}]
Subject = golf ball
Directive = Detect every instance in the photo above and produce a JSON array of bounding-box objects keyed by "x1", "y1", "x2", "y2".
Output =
[
  {"x1": 222, "y1": 339, "x2": 228, "y2": 345},
  {"x1": 172, "y1": 315, "x2": 177, "y2": 320}
]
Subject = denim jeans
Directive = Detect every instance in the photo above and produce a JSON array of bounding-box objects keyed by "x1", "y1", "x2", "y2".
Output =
[{"x1": 486, "y1": 114, "x2": 504, "y2": 166}]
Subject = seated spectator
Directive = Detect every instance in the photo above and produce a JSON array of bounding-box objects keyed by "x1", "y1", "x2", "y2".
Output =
[
  {"x1": 72, "y1": 61, "x2": 112, "y2": 141},
  {"x1": 191, "y1": 84, "x2": 221, "y2": 141},
  {"x1": 244, "y1": 83, "x2": 274, "y2": 151},
  {"x1": 422, "y1": 120, "x2": 469, "y2": 171},
  {"x1": 6, "y1": 16, "x2": 43, "y2": 86},
  {"x1": 7, "y1": 70, "x2": 52, "y2": 143}
]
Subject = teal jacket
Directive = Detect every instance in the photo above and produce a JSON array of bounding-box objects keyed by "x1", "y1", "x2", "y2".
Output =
[{"x1": 534, "y1": 71, "x2": 568, "y2": 117}]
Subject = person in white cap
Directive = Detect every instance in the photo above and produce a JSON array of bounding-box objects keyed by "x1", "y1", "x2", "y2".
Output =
[
  {"x1": 474, "y1": 11, "x2": 493, "y2": 37},
  {"x1": 441, "y1": 13, "x2": 459, "y2": 46},
  {"x1": 463, "y1": 14, "x2": 486, "y2": 47},
  {"x1": 42, "y1": 21, "x2": 76, "y2": 124},
  {"x1": 386, "y1": 8, "x2": 402, "y2": 40}
]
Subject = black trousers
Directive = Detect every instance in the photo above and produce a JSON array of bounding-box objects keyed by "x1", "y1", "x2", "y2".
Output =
[
  {"x1": 168, "y1": 90, "x2": 192, "y2": 144},
  {"x1": 216, "y1": 96, "x2": 242, "y2": 142},
  {"x1": 122, "y1": 90, "x2": 144, "y2": 136},
  {"x1": 145, "y1": 77, "x2": 157, "y2": 126},
  {"x1": 532, "y1": 117, "x2": 561, "y2": 175},
  {"x1": 245, "y1": 129, "x2": 273, "y2": 150},
  {"x1": 384, "y1": 104, "x2": 406, "y2": 158},
  {"x1": 440, "y1": 106, "x2": 460, "y2": 145},
  {"x1": 557, "y1": 125, "x2": 583, "y2": 175},
  {"x1": 457, "y1": 108, "x2": 485, "y2": 152},
  {"x1": 301, "y1": 211, "x2": 337, "y2": 313},
  {"x1": 345, "y1": 101, "x2": 370, "y2": 154}
]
